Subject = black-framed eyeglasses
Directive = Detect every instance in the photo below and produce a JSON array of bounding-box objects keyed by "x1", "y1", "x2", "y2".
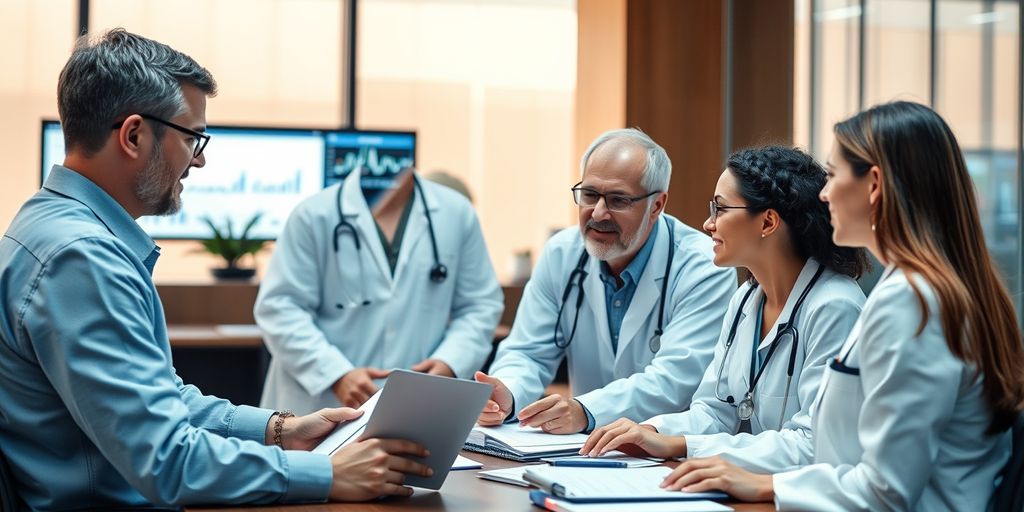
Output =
[
  {"x1": 111, "y1": 113, "x2": 210, "y2": 159},
  {"x1": 708, "y1": 200, "x2": 756, "y2": 220},
  {"x1": 571, "y1": 182, "x2": 660, "y2": 212}
]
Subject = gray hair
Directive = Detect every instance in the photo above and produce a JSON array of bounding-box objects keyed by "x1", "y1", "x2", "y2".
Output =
[
  {"x1": 579, "y1": 128, "x2": 671, "y2": 193},
  {"x1": 57, "y1": 28, "x2": 217, "y2": 156}
]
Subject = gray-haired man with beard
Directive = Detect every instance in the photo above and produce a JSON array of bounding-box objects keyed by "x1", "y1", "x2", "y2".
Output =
[
  {"x1": 0, "y1": 29, "x2": 429, "y2": 510},
  {"x1": 474, "y1": 128, "x2": 735, "y2": 435}
]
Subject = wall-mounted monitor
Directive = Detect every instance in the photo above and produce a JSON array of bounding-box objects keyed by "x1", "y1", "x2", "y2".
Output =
[
  {"x1": 41, "y1": 121, "x2": 334, "y2": 240},
  {"x1": 323, "y1": 130, "x2": 416, "y2": 195}
]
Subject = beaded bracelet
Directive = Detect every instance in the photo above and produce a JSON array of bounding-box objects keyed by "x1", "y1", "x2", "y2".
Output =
[{"x1": 273, "y1": 410, "x2": 295, "y2": 449}]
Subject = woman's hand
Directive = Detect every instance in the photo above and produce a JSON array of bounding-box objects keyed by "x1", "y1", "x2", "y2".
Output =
[
  {"x1": 580, "y1": 418, "x2": 686, "y2": 459},
  {"x1": 661, "y1": 455, "x2": 774, "y2": 502}
]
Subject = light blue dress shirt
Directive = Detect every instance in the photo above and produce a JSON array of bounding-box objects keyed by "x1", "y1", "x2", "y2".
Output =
[
  {"x1": 0, "y1": 166, "x2": 332, "y2": 510},
  {"x1": 598, "y1": 226, "x2": 657, "y2": 354}
]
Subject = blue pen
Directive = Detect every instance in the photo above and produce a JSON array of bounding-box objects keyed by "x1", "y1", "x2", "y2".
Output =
[{"x1": 550, "y1": 459, "x2": 627, "y2": 468}]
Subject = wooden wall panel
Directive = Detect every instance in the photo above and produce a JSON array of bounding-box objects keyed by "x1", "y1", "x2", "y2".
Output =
[
  {"x1": 626, "y1": 0, "x2": 725, "y2": 229},
  {"x1": 729, "y1": 0, "x2": 795, "y2": 151}
]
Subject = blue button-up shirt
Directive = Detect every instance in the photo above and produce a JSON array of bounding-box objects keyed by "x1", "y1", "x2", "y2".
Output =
[
  {"x1": 571, "y1": 226, "x2": 658, "y2": 433},
  {"x1": 0, "y1": 166, "x2": 331, "y2": 510},
  {"x1": 598, "y1": 226, "x2": 658, "y2": 354}
]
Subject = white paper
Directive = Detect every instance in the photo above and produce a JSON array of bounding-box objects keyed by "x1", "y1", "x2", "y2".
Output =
[
  {"x1": 451, "y1": 454, "x2": 482, "y2": 470},
  {"x1": 523, "y1": 466, "x2": 724, "y2": 500},
  {"x1": 544, "y1": 498, "x2": 732, "y2": 512},
  {"x1": 471, "y1": 424, "x2": 589, "y2": 447},
  {"x1": 477, "y1": 465, "x2": 534, "y2": 487},
  {"x1": 311, "y1": 391, "x2": 382, "y2": 455}
]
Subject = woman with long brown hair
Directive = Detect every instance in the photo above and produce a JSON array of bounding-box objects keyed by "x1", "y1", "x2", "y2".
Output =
[{"x1": 658, "y1": 101, "x2": 1024, "y2": 510}]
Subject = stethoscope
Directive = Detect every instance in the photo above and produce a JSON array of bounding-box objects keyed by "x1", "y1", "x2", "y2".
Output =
[
  {"x1": 331, "y1": 174, "x2": 447, "y2": 309},
  {"x1": 552, "y1": 216, "x2": 675, "y2": 354},
  {"x1": 713, "y1": 264, "x2": 825, "y2": 431}
]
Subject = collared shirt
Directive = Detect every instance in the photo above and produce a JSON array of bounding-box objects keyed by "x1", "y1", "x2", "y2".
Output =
[
  {"x1": 598, "y1": 226, "x2": 658, "y2": 354},
  {"x1": 0, "y1": 166, "x2": 331, "y2": 510}
]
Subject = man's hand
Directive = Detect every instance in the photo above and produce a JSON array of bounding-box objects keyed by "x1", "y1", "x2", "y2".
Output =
[
  {"x1": 474, "y1": 371, "x2": 513, "y2": 426},
  {"x1": 267, "y1": 408, "x2": 365, "y2": 451},
  {"x1": 517, "y1": 394, "x2": 587, "y2": 434},
  {"x1": 580, "y1": 418, "x2": 685, "y2": 459},
  {"x1": 328, "y1": 438, "x2": 433, "y2": 501},
  {"x1": 410, "y1": 358, "x2": 454, "y2": 377},
  {"x1": 333, "y1": 367, "x2": 391, "y2": 408}
]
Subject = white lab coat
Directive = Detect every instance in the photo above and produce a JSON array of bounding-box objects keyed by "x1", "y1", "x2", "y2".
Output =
[
  {"x1": 255, "y1": 170, "x2": 504, "y2": 415},
  {"x1": 773, "y1": 267, "x2": 1011, "y2": 511},
  {"x1": 645, "y1": 259, "x2": 865, "y2": 473},
  {"x1": 488, "y1": 215, "x2": 736, "y2": 427}
]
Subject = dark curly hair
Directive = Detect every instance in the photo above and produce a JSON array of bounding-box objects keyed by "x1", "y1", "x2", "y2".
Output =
[{"x1": 726, "y1": 145, "x2": 868, "y2": 279}]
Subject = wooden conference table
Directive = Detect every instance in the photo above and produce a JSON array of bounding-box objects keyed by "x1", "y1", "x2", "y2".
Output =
[{"x1": 187, "y1": 451, "x2": 774, "y2": 512}]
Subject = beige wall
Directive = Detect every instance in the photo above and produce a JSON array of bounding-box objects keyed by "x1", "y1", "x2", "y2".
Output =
[
  {"x1": 0, "y1": 0, "x2": 346, "y2": 282},
  {"x1": 356, "y1": 0, "x2": 579, "y2": 281}
]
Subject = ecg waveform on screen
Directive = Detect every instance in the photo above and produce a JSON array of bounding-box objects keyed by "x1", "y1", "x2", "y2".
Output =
[{"x1": 331, "y1": 147, "x2": 414, "y2": 177}]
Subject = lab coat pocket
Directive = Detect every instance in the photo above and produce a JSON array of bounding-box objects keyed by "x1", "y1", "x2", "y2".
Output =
[{"x1": 813, "y1": 364, "x2": 864, "y2": 464}]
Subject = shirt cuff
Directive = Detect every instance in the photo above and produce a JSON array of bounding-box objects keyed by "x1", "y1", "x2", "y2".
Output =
[
  {"x1": 282, "y1": 450, "x2": 333, "y2": 503},
  {"x1": 575, "y1": 399, "x2": 595, "y2": 434},
  {"x1": 503, "y1": 397, "x2": 518, "y2": 424},
  {"x1": 230, "y1": 405, "x2": 276, "y2": 443}
]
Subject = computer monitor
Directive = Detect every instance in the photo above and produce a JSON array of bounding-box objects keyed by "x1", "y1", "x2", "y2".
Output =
[
  {"x1": 41, "y1": 121, "x2": 326, "y2": 240},
  {"x1": 323, "y1": 130, "x2": 416, "y2": 205}
]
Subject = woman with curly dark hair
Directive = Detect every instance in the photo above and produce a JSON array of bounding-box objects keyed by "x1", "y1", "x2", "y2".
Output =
[{"x1": 582, "y1": 145, "x2": 868, "y2": 473}]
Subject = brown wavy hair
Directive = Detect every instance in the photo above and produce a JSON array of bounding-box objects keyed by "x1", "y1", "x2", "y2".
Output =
[{"x1": 835, "y1": 101, "x2": 1024, "y2": 434}]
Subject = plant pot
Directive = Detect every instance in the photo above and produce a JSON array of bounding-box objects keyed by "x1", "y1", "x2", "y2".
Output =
[{"x1": 211, "y1": 267, "x2": 256, "y2": 280}]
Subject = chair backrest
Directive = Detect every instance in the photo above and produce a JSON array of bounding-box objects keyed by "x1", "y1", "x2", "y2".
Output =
[
  {"x1": 994, "y1": 411, "x2": 1024, "y2": 512},
  {"x1": 0, "y1": 446, "x2": 21, "y2": 512}
]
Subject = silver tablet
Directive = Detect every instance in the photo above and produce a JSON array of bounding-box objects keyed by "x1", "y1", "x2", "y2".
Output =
[{"x1": 359, "y1": 369, "x2": 491, "y2": 489}]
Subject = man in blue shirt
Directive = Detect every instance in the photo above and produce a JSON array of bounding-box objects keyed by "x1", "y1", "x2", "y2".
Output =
[
  {"x1": 474, "y1": 129, "x2": 735, "y2": 435},
  {"x1": 0, "y1": 29, "x2": 430, "y2": 510}
]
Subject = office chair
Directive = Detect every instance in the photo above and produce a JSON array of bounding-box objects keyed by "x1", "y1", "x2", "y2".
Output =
[
  {"x1": 994, "y1": 411, "x2": 1024, "y2": 512},
  {"x1": 0, "y1": 446, "x2": 20, "y2": 512}
]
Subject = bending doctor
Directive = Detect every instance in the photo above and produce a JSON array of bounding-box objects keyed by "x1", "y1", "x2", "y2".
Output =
[{"x1": 257, "y1": 168, "x2": 503, "y2": 414}]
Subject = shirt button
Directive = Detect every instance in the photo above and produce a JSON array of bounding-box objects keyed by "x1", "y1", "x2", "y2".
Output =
[{"x1": 614, "y1": 300, "x2": 622, "y2": 307}]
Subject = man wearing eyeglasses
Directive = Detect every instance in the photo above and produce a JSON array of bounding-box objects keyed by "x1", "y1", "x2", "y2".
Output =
[
  {"x1": 0, "y1": 29, "x2": 431, "y2": 510},
  {"x1": 475, "y1": 128, "x2": 735, "y2": 435}
]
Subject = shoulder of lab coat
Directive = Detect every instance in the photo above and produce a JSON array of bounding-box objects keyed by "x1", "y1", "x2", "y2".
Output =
[
  {"x1": 488, "y1": 225, "x2": 586, "y2": 416},
  {"x1": 644, "y1": 280, "x2": 756, "y2": 435},
  {"x1": 774, "y1": 269, "x2": 1008, "y2": 511},
  {"x1": 254, "y1": 185, "x2": 354, "y2": 398},
  {"x1": 575, "y1": 217, "x2": 736, "y2": 426},
  {"x1": 684, "y1": 267, "x2": 866, "y2": 473}
]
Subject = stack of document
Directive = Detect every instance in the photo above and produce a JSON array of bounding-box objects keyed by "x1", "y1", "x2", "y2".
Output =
[{"x1": 465, "y1": 424, "x2": 588, "y2": 461}]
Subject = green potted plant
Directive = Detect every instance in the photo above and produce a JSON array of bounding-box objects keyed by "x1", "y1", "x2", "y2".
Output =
[{"x1": 197, "y1": 213, "x2": 268, "y2": 280}]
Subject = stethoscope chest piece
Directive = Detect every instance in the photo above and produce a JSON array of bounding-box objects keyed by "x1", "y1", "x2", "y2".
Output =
[
  {"x1": 430, "y1": 263, "x2": 448, "y2": 283},
  {"x1": 737, "y1": 392, "x2": 755, "y2": 421},
  {"x1": 648, "y1": 334, "x2": 661, "y2": 354}
]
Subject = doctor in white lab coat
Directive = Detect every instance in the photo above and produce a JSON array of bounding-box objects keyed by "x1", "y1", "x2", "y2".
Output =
[
  {"x1": 256, "y1": 168, "x2": 504, "y2": 415},
  {"x1": 582, "y1": 146, "x2": 867, "y2": 473},
  {"x1": 661, "y1": 102, "x2": 1024, "y2": 511},
  {"x1": 476, "y1": 128, "x2": 736, "y2": 434}
]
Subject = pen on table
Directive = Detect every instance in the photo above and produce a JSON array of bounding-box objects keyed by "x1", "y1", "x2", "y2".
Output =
[{"x1": 549, "y1": 459, "x2": 628, "y2": 468}]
